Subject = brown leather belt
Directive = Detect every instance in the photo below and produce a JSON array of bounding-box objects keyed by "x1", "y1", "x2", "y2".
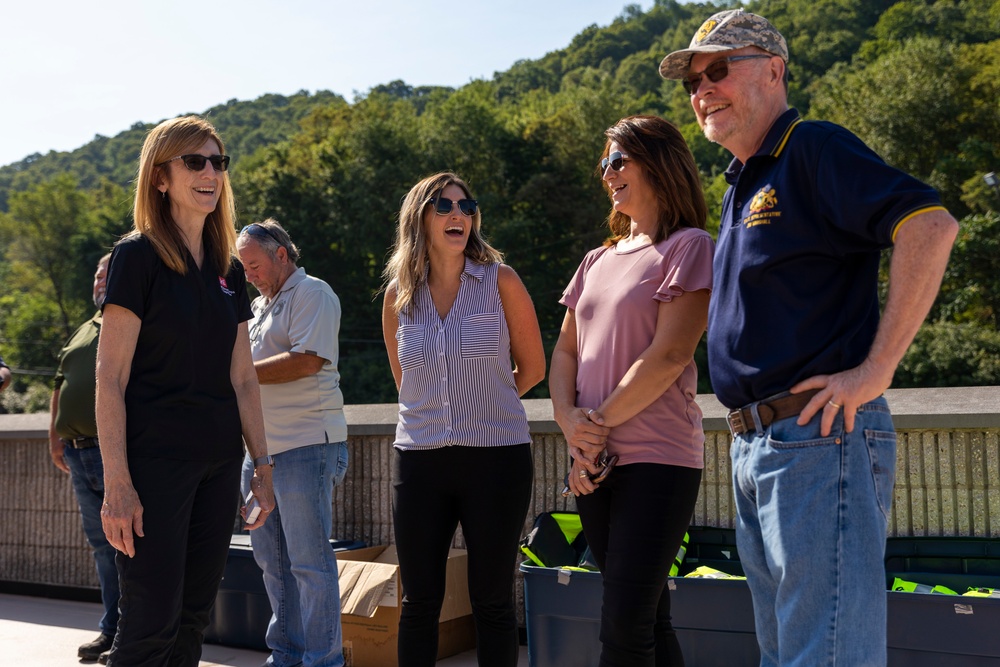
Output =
[
  {"x1": 726, "y1": 389, "x2": 821, "y2": 437},
  {"x1": 62, "y1": 436, "x2": 99, "y2": 450}
]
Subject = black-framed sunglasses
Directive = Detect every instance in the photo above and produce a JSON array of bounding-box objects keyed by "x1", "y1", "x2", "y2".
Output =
[
  {"x1": 600, "y1": 151, "x2": 630, "y2": 173},
  {"x1": 682, "y1": 54, "x2": 773, "y2": 95},
  {"x1": 427, "y1": 196, "x2": 478, "y2": 216},
  {"x1": 160, "y1": 154, "x2": 231, "y2": 172},
  {"x1": 240, "y1": 223, "x2": 283, "y2": 246}
]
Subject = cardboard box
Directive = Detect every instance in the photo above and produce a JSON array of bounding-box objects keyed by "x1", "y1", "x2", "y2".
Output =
[{"x1": 338, "y1": 545, "x2": 475, "y2": 667}]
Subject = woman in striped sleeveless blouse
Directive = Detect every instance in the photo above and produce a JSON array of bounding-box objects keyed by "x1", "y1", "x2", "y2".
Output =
[{"x1": 381, "y1": 172, "x2": 546, "y2": 667}]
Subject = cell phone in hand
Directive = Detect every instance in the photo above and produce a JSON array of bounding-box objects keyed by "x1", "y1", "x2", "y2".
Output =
[{"x1": 244, "y1": 490, "x2": 262, "y2": 525}]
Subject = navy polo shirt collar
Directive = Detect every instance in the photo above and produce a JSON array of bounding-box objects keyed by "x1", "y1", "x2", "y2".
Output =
[{"x1": 724, "y1": 108, "x2": 803, "y2": 184}]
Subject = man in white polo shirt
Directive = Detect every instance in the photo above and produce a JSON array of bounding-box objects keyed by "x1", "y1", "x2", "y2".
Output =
[{"x1": 237, "y1": 219, "x2": 349, "y2": 667}]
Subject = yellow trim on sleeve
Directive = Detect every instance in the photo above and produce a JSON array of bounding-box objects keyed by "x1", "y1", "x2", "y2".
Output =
[{"x1": 890, "y1": 205, "x2": 948, "y2": 242}]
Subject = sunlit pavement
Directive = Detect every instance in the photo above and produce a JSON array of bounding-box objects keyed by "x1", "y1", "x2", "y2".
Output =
[{"x1": 0, "y1": 593, "x2": 519, "y2": 666}]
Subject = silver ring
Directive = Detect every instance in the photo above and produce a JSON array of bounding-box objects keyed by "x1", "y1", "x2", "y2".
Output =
[
  {"x1": 828, "y1": 400, "x2": 842, "y2": 409},
  {"x1": 578, "y1": 469, "x2": 589, "y2": 479},
  {"x1": 586, "y1": 409, "x2": 594, "y2": 417}
]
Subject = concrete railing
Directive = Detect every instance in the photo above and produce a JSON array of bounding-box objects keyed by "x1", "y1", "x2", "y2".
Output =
[{"x1": 2, "y1": 386, "x2": 998, "y2": 593}]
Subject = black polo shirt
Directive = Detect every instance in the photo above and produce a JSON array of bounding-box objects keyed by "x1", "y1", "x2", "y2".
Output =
[
  {"x1": 104, "y1": 234, "x2": 253, "y2": 460},
  {"x1": 707, "y1": 109, "x2": 945, "y2": 409}
]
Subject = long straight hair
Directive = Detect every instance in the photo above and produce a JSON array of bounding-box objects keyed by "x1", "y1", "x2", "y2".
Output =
[
  {"x1": 383, "y1": 172, "x2": 502, "y2": 314},
  {"x1": 601, "y1": 115, "x2": 708, "y2": 245},
  {"x1": 132, "y1": 115, "x2": 237, "y2": 275}
]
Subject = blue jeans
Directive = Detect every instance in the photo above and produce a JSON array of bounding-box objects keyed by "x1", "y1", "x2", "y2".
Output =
[
  {"x1": 64, "y1": 443, "x2": 120, "y2": 636},
  {"x1": 241, "y1": 442, "x2": 349, "y2": 667},
  {"x1": 731, "y1": 397, "x2": 896, "y2": 667}
]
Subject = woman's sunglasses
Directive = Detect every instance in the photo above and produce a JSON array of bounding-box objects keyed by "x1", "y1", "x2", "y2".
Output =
[
  {"x1": 682, "y1": 54, "x2": 772, "y2": 95},
  {"x1": 160, "y1": 154, "x2": 231, "y2": 172},
  {"x1": 427, "y1": 196, "x2": 478, "y2": 216},
  {"x1": 600, "y1": 151, "x2": 630, "y2": 173}
]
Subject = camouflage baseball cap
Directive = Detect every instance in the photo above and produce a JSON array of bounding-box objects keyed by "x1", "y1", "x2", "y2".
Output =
[{"x1": 658, "y1": 9, "x2": 788, "y2": 80}]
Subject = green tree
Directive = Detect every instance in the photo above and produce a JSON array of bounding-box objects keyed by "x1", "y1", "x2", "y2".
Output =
[{"x1": 0, "y1": 175, "x2": 98, "y2": 335}]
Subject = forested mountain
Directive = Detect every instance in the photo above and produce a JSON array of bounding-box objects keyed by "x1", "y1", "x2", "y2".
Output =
[
  {"x1": 0, "y1": 91, "x2": 343, "y2": 211},
  {"x1": 2, "y1": 0, "x2": 999, "y2": 411}
]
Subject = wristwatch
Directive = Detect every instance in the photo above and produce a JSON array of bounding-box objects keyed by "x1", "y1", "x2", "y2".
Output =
[{"x1": 253, "y1": 455, "x2": 275, "y2": 469}]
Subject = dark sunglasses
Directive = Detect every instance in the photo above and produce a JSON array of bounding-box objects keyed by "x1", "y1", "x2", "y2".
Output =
[
  {"x1": 682, "y1": 54, "x2": 772, "y2": 95},
  {"x1": 427, "y1": 196, "x2": 478, "y2": 216},
  {"x1": 600, "y1": 151, "x2": 629, "y2": 173},
  {"x1": 240, "y1": 223, "x2": 283, "y2": 246},
  {"x1": 160, "y1": 154, "x2": 231, "y2": 172}
]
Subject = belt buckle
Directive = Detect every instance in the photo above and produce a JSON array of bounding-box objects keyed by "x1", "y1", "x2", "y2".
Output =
[{"x1": 727, "y1": 409, "x2": 747, "y2": 438}]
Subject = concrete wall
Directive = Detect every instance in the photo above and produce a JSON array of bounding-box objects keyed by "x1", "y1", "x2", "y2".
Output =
[{"x1": 2, "y1": 387, "x2": 998, "y2": 592}]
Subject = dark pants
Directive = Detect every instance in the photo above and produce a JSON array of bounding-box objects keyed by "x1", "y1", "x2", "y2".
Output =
[
  {"x1": 64, "y1": 443, "x2": 121, "y2": 635},
  {"x1": 575, "y1": 463, "x2": 702, "y2": 667},
  {"x1": 392, "y1": 444, "x2": 533, "y2": 667},
  {"x1": 107, "y1": 456, "x2": 241, "y2": 667}
]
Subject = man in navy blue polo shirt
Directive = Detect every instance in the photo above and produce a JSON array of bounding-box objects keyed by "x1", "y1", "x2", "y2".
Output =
[{"x1": 660, "y1": 9, "x2": 958, "y2": 666}]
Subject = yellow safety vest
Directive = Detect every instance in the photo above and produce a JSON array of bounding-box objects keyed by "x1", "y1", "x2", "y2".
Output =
[
  {"x1": 963, "y1": 587, "x2": 1000, "y2": 598},
  {"x1": 685, "y1": 565, "x2": 747, "y2": 580},
  {"x1": 891, "y1": 577, "x2": 957, "y2": 595}
]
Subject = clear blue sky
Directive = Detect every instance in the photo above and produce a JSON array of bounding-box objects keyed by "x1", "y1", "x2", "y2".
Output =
[{"x1": 1, "y1": 0, "x2": 662, "y2": 167}]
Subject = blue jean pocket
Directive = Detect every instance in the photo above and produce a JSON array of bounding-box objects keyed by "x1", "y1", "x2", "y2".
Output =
[{"x1": 865, "y1": 429, "x2": 896, "y2": 521}]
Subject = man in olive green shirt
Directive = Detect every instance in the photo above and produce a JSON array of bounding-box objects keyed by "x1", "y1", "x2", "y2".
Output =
[{"x1": 48, "y1": 254, "x2": 119, "y2": 661}]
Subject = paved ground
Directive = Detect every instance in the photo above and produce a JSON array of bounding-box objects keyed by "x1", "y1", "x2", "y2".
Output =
[{"x1": 0, "y1": 593, "x2": 521, "y2": 666}]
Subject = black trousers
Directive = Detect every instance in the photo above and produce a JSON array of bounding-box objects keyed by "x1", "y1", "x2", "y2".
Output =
[
  {"x1": 392, "y1": 444, "x2": 533, "y2": 667},
  {"x1": 575, "y1": 462, "x2": 702, "y2": 667},
  {"x1": 108, "y1": 456, "x2": 241, "y2": 667}
]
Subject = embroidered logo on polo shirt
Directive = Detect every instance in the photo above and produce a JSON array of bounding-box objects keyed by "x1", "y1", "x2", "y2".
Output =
[
  {"x1": 218, "y1": 276, "x2": 235, "y2": 296},
  {"x1": 743, "y1": 185, "x2": 781, "y2": 228}
]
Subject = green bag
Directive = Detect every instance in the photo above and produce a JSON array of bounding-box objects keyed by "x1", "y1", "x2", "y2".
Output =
[
  {"x1": 520, "y1": 511, "x2": 690, "y2": 574},
  {"x1": 520, "y1": 512, "x2": 588, "y2": 568}
]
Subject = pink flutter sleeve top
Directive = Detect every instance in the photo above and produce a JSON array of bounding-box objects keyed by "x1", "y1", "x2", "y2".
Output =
[{"x1": 560, "y1": 226, "x2": 714, "y2": 469}]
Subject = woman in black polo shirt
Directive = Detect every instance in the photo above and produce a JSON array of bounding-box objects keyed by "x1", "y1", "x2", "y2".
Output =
[{"x1": 97, "y1": 116, "x2": 275, "y2": 666}]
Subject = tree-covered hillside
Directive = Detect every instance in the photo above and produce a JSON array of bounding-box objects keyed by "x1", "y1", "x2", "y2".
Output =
[{"x1": 2, "y1": 0, "x2": 998, "y2": 411}]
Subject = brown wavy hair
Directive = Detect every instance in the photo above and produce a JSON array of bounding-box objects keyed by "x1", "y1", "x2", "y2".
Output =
[{"x1": 601, "y1": 115, "x2": 707, "y2": 245}]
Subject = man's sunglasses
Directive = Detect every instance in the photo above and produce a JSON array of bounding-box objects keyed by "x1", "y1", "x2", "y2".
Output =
[
  {"x1": 427, "y1": 196, "x2": 478, "y2": 216},
  {"x1": 682, "y1": 54, "x2": 772, "y2": 95},
  {"x1": 600, "y1": 151, "x2": 630, "y2": 173},
  {"x1": 240, "y1": 223, "x2": 283, "y2": 246},
  {"x1": 160, "y1": 154, "x2": 231, "y2": 172}
]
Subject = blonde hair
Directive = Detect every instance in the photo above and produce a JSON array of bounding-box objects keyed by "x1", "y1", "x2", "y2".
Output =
[
  {"x1": 383, "y1": 172, "x2": 502, "y2": 314},
  {"x1": 601, "y1": 115, "x2": 707, "y2": 245},
  {"x1": 132, "y1": 115, "x2": 237, "y2": 275}
]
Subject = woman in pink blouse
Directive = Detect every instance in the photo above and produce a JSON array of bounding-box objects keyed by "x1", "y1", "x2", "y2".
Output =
[{"x1": 550, "y1": 115, "x2": 714, "y2": 667}]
